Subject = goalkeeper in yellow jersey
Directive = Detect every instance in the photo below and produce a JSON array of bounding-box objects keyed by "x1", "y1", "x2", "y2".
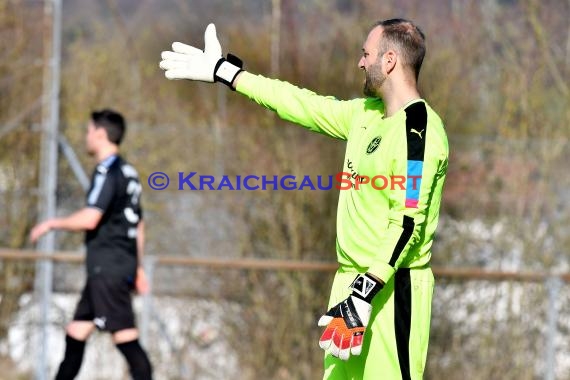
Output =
[{"x1": 160, "y1": 18, "x2": 448, "y2": 380}]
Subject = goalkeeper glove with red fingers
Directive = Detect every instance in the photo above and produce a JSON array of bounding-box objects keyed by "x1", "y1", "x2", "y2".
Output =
[
  {"x1": 318, "y1": 273, "x2": 383, "y2": 360},
  {"x1": 159, "y1": 23, "x2": 243, "y2": 89}
]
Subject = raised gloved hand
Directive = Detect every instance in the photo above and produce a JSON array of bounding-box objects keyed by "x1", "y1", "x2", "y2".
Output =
[
  {"x1": 159, "y1": 23, "x2": 243, "y2": 88},
  {"x1": 318, "y1": 273, "x2": 383, "y2": 360}
]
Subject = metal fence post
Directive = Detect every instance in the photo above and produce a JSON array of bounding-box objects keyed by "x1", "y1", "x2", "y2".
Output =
[
  {"x1": 36, "y1": 0, "x2": 62, "y2": 378},
  {"x1": 140, "y1": 255, "x2": 156, "y2": 347},
  {"x1": 545, "y1": 276, "x2": 562, "y2": 380}
]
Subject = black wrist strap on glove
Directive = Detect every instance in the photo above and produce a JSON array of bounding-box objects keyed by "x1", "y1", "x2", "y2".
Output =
[
  {"x1": 214, "y1": 53, "x2": 243, "y2": 90},
  {"x1": 350, "y1": 273, "x2": 383, "y2": 303}
]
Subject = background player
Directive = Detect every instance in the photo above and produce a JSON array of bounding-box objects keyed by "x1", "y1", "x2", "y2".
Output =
[{"x1": 30, "y1": 109, "x2": 153, "y2": 380}]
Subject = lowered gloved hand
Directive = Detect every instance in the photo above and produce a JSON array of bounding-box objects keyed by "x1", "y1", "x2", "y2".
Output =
[
  {"x1": 159, "y1": 23, "x2": 243, "y2": 88},
  {"x1": 318, "y1": 273, "x2": 383, "y2": 360}
]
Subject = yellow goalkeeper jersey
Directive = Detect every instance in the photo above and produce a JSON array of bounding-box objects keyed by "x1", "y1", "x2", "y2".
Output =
[{"x1": 237, "y1": 72, "x2": 448, "y2": 284}]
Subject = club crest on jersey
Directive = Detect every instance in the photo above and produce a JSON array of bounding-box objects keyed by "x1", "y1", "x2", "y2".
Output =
[{"x1": 366, "y1": 136, "x2": 382, "y2": 155}]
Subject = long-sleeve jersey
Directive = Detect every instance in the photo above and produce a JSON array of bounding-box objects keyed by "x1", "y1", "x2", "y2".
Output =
[{"x1": 236, "y1": 72, "x2": 449, "y2": 284}]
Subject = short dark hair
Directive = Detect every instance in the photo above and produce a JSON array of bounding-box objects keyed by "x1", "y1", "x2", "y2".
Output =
[
  {"x1": 373, "y1": 18, "x2": 426, "y2": 80},
  {"x1": 90, "y1": 109, "x2": 126, "y2": 145}
]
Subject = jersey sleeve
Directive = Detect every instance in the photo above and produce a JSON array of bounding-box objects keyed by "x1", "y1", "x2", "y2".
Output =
[
  {"x1": 367, "y1": 103, "x2": 448, "y2": 283},
  {"x1": 86, "y1": 167, "x2": 115, "y2": 212},
  {"x1": 236, "y1": 72, "x2": 356, "y2": 140}
]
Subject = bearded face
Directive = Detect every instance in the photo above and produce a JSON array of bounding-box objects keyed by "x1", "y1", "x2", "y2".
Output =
[{"x1": 363, "y1": 59, "x2": 386, "y2": 97}]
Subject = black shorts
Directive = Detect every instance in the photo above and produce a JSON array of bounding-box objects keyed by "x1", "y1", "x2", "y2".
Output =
[{"x1": 73, "y1": 275, "x2": 136, "y2": 333}]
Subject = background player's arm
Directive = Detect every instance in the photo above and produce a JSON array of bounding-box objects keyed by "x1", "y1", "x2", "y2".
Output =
[
  {"x1": 137, "y1": 220, "x2": 145, "y2": 264},
  {"x1": 135, "y1": 220, "x2": 150, "y2": 294},
  {"x1": 30, "y1": 207, "x2": 103, "y2": 243}
]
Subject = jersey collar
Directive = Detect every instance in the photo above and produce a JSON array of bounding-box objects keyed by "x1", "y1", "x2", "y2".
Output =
[{"x1": 99, "y1": 154, "x2": 118, "y2": 169}]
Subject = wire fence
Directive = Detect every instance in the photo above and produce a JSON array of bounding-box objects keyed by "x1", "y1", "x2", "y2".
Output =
[{"x1": 0, "y1": 248, "x2": 569, "y2": 380}]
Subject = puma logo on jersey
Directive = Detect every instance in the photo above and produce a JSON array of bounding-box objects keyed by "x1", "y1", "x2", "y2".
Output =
[{"x1": 411, "y1": 128, "x2": 425, "y2": 139}]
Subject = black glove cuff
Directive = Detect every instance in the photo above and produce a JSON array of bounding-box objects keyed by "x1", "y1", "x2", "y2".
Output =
[
  {"x1": 350, "y1": 273, "x2": 383, "y2": 303},
  {"x1": 214, "y1": 54, "x2": 244, "y2": 90},
  {"x1": 226, "y1": 53, "x2": 243, "y2": 68}
]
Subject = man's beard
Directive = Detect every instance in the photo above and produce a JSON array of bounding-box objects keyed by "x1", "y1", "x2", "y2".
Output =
[{"x1": 363, "y1": 62, "x2": 385, "y2": 97}]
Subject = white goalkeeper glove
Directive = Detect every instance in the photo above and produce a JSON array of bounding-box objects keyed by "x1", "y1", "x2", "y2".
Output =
[
  {"x1": 159, "y1": 23, "x2": 243, "y2": 88},
  {"x1": 318, "y1": 273, "x2": 383, "y2": 360}
]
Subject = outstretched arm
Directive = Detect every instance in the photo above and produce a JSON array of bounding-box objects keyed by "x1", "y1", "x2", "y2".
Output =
[
  {"x1": 159, "y1": 23, "x2": 356, "y2": 140},
  {"x1": 29, "y1": 207, "x2": 103, "y2": 243}
]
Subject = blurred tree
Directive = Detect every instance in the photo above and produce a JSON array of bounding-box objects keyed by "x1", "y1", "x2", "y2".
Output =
[{"x1": 0, "y1": 0, "x2": 43, "y2": 364}]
